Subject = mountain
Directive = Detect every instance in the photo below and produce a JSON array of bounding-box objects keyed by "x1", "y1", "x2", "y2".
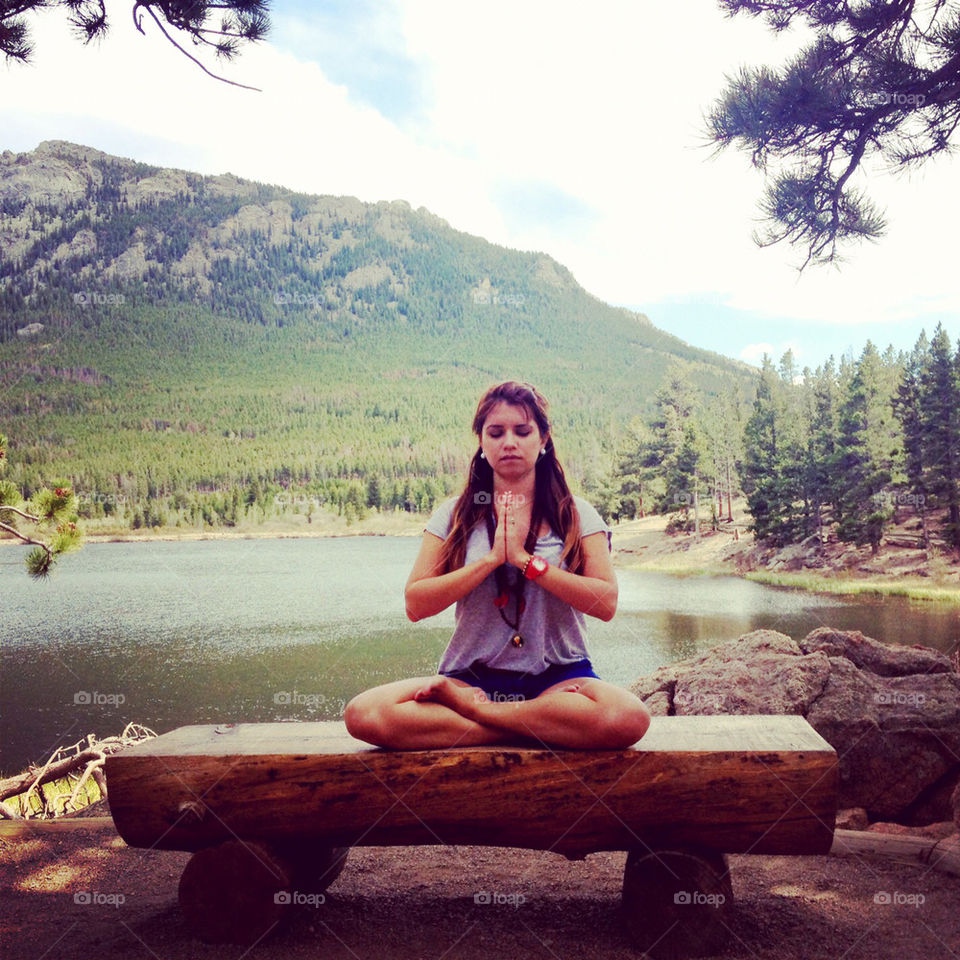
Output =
[{"x1": 0, "y1": 140, "x2": 755, "y2": 525}]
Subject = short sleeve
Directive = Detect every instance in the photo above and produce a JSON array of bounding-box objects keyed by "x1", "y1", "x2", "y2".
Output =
[
  {"x1": 574, "y1": 496, "x2": 609, "y2": 539},
  {"x1": 424, "y1": 496, "x2": 458, "y2": 539}
]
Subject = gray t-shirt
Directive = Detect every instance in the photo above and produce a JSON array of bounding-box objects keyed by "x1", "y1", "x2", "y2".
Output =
[{"x1": 424, "y1": 495, "x2": 611, "y2": 674}]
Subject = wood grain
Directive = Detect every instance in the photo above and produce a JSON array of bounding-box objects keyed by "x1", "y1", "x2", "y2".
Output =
[{"x1": 105, "y1": 715, "x2": 837, "y2": 858}]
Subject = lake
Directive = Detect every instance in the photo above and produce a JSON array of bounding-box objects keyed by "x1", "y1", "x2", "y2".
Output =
[{"x1": 1, "y1": 536, "x2": 958, "y2": 775}]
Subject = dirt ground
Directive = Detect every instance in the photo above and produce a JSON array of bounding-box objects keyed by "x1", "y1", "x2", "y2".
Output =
[{"x1": 2, "y1": 818, "x2": 959, "y2": 960}]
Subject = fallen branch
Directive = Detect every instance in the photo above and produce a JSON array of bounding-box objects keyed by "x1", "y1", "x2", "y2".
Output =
[
  {"x1": 0, "y1": 723, "x2": 156, "y2": 819},
  {"x1": 830, "y1": 828, "x2": 960, "y2": 877}
]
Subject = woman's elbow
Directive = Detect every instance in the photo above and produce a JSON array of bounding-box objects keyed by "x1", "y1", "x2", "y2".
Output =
[
  {"x1": 404, "y1": 587, "x2": 426, "y2": 621},
  {"x1": 598, "y1": 585, "x2": 618, "y2": 621}
]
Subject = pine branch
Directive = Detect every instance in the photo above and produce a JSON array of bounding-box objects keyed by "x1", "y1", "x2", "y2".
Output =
[{"x1": 135, "y1": 3, "x2": 262, "y2": 90}]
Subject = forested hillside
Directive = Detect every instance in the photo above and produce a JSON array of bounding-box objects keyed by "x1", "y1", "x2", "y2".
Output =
[
  {"x1": 619, "y1": 333, "x2": 960, "y2": 560},
  {"x1": 0, "y1": 141, "x2": 754, "y2": 530}
]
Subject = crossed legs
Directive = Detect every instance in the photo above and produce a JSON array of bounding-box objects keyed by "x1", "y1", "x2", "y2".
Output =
[{"x1": 344, "y1": 674, "x2": 650, "y2": 750}]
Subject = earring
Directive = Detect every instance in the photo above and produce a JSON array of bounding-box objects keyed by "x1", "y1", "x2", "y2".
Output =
[
  {"x1": 479, "y1": 451, "x2": 486, "y2": 460},
  {"x1": 540, "y1": 448, "x2": 546, "y2": 456}
]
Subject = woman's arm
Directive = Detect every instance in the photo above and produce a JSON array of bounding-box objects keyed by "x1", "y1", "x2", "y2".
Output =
[
  {"x1": 403, "y1": 510, "x2": 505, "y2": 621},
  {"x1": 503, "y1": 505, "x2": 618, "y2": 620}
]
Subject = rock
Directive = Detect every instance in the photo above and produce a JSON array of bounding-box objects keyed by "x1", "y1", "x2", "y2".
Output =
[
  {"x1": 641, "y1": 690, "x2": 671, "y2": 717},
  {"x1": 630, "y1": 628, "x2": 960, "y2": 823},
  {"x1": 836, "y1": 807, "x2": 869, "y2": 830},
  {"x1": 799, "y1": 626, "x2": 953, "y2": 677},
  {"x1": 865, "y1": 821, "x2": 957, "y2": 839}
]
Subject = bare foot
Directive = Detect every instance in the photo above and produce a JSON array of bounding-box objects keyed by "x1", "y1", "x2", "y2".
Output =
[{"x1": 413, "y1": 676, "x2": 484, "y2": 719}]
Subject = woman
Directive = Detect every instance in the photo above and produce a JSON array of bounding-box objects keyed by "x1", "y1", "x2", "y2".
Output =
[{"x1": 344, "y1": 381, "x2": 651, "y2": 750}]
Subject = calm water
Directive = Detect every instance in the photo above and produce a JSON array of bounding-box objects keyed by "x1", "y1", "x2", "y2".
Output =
[{"x1": 1, "y1": 536, "x2": 958, "y2": 774}]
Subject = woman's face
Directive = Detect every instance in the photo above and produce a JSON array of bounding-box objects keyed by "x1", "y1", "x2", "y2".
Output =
[{"x1": 479, "y1": 401, "x2": 546, "y2": 485}]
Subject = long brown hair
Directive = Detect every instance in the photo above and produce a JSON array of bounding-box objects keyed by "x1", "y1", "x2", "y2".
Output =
[{"x1": 439, "y1": 381, "x2": 584, "y2": 574}]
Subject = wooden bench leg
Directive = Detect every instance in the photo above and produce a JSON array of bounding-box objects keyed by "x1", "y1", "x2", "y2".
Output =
[
  {"x1": 621, "y1": 846, "x2": 734, "y2": 959},
  {"x1": 177, "y1": 839, "x2": 349, "y2": 944}
]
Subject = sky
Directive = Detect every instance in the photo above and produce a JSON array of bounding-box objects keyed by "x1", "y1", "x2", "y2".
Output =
[{"x1": 1, "y1": 0, "x2": 958, "y2": 372}]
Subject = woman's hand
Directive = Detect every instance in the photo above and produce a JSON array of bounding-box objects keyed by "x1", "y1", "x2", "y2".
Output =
[
  {"x1": 500, "y1": 493, "x2": 529, "y2": 569},
  {"x1": 484, "y1": 494, "x2": 508, "y2": 568}
]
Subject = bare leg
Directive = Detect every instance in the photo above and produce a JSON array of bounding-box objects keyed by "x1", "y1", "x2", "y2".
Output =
[
  {"x1": 413, "y1": 676, "x2": 650, "y2": 749},
  {"x1": 344, "y1": 676, "x2": 519, "y2": 749}
]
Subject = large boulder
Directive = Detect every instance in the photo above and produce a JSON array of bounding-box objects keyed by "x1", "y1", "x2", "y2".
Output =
[{"x1": 629, "y1": 628, "x2": 960, "y2": 824}]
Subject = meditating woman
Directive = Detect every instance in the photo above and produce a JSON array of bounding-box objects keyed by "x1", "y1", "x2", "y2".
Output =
[{"x1": 344, "y1": 380, "x2": 651, "y2": 749}]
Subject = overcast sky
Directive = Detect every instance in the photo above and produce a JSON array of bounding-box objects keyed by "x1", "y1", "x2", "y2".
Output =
[{"x1": 2, "y1": 0, "x2": 957, "y2": 371}]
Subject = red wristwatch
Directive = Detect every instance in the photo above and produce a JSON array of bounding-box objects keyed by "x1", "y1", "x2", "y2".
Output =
[{"x1": 523, "y1": 554, "x2": 548, "y2": 580}]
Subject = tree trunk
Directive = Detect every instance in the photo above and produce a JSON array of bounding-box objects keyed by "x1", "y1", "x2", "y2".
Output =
[
  {"x1": 725, "y1": 459, "x2": 732, "y2": 521},
  {"x1": 178, "y1": 839, "x2": 349, "y2": 944},
  {"x1": 622, "y1": 846, "x2": 733, "y2": 959}
]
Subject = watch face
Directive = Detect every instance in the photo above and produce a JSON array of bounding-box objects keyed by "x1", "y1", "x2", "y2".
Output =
[{"x1": 527, "y1": 555, "x2": 547, "y2": 578}]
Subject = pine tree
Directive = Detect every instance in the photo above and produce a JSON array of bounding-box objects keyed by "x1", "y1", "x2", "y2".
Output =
[
  {"x1": 803, "y1": 358, "x2": 840, "y2": 544},
  {"x1": 645, "y1": 364, "x2": 709, "y2": 532},
  {"x1": 0, "y1": 433, "x2": 83, "y2": 576},
  {"x1": 833, "y1": 342, "x2": 895, "y2": 553},
  {"x1": 891, "y1": 333, "x2": 930, "y2": 546},
  {"x1": 741, "y1": 355, "x2": 804, "y2": 545},
  {"x1": 920, "y1": 325, "x2": 960, "y2": 554}
]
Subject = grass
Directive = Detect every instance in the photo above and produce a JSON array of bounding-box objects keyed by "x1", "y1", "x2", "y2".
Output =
[
  {"x1": 743, "y1": 570, "x2": 960, "y2": 604},
  {"x1": 77, "y1": 508, "x2": 427, "y2": 542}
]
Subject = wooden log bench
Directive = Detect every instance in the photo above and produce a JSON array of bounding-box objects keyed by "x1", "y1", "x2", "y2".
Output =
[{"x1": 105, "y1": 714, "x2": 837, "y2": 959}]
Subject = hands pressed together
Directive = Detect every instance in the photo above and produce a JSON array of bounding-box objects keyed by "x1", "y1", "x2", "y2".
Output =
[{"x1": 486, "y1": 492, "x2": 530, "y2": 570}]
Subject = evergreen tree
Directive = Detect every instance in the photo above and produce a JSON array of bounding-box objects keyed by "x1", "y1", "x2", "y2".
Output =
[
  {"x1": 644, "y1": 363, "x2": 710, "y2": 532},
  {"x1": 1, "y1": 1, "x2": 270, "y2": 90},
  {"x1": 802, "y1": 358, "x2": 840, "y2": 543},
  {"x1": 741, "y1": 356, "x2": 801, "y2": 545},
  {"x1": 891, "y1": 333, "x2": 930, "y2": 546},
  {"x1": 920, "y1": 325, "x2": 960, "y2": 554},
  {"x1": 0, "y1": 433, "x2": 82, "y2": 576},
  {"x1": 833, "y1": 342, "x2": 895, "y2": 553},
  {"x1": 707, "y1": 1, "x2": 960, "y2": 266}
]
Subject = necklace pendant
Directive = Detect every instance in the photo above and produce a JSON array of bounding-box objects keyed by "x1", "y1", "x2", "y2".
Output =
[{"x1": 510, "y1": 633, "x2": 524, "y2": 648}]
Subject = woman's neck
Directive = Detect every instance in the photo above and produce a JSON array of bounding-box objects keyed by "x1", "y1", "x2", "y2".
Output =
[{"x1": 493, "y1": 472, "x2": 536, "y2": 506}]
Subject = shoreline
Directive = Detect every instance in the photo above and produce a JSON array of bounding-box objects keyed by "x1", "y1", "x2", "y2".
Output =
[{"x1": 4, "y1": 509, "x2": 959, "y2": 604}]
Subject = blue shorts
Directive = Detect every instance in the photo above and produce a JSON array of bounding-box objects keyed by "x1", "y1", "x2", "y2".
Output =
[{"x1": 441, "y1": 658, "x2": 599, "y2": 702}]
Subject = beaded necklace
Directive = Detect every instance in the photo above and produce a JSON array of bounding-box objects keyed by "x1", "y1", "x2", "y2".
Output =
[{"x1": 484, "y1": 501, "x2": 540, "y2": 649}]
